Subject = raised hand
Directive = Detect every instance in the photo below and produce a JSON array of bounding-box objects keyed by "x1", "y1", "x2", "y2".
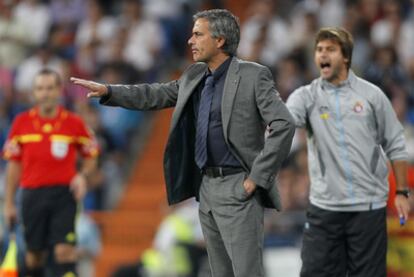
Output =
[{"x1": 70, "y1": 77, "x2": 108, "y2": 98}]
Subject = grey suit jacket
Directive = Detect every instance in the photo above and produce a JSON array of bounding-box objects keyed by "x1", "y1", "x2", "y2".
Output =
[{"x1": 102, "y1": 57, "x2": 295, "y2": 210}]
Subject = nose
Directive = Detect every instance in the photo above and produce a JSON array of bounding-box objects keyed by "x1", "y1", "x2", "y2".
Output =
[
  {"x1": 188, "y1": 35, "x2": 194, "y2": 46},
  {"x1": 318, "y1": 50, "x2": 327, "y2": 58}
]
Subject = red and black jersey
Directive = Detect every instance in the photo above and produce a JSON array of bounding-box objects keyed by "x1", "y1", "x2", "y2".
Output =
[{"x1": 2, "y1": 106, "x2": 99, "y2": 188}]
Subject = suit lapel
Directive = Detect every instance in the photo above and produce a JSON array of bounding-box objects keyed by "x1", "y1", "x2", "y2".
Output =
[
  {"x1": 221, "y1": 57, "x2": 241, "y2": 142},
  {"x1": 170, "y1": 68, "x2": 207, "y2": 132}
]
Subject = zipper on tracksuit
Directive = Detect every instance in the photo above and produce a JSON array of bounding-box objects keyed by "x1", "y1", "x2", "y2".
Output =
[{"x1": 333, "y1": 89, "x2": 355, "y2": 203}]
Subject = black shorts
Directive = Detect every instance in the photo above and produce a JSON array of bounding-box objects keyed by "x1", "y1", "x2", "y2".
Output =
[
  {"x1": 300, "y1": 204, "x2": 387, "y2": 277},
  {"x1": 21, "y1": 186, "x2": 78, "y2": 251}
]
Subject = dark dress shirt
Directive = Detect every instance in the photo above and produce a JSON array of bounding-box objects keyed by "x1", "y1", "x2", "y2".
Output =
[{"x1": 193, "y1": 57, "x2": 242, "y2": 168}]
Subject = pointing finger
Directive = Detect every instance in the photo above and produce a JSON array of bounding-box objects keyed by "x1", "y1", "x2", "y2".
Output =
[{"x1": 70, "y1": 77, "x2": 93, "y2": 88}]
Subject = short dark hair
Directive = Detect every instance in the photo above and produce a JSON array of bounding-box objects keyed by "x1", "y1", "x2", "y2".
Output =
[
  {"x1": 193, "y1": 9, "x2": 240, "y2": 56},
  {"x1": 35, "y1": 68, "x2": 62, "y2": 86},
  {"x1": 315, "y1": 27, "x2": 354, "y2": 70}
]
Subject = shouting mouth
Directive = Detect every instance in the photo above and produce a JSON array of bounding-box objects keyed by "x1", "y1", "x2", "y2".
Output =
[
  {"x1": 320, "y1": 62, "x2": 331, "y2": 69},
  {"x1": 320, "y1": 62, "x2": 332, "y2": 75}
]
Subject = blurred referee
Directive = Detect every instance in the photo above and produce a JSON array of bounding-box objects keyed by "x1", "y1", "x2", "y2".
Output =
[{"x1": 2, "y1": 69, "x2": 98, "y2": 277}]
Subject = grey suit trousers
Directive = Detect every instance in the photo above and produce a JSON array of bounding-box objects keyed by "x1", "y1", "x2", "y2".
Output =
[{"x1": 199, "y1": 172, "x2": 265, "y2": 277}]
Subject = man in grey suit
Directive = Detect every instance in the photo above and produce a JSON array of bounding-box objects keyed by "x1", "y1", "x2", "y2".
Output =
[{"x1": 71, "y1": 9, "x2": 295, "y2": 277}]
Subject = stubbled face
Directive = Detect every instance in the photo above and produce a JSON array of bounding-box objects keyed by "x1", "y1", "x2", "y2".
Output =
[
  {"x1": 314, "y1": 39, "x2": 348, "y2": 85},
  {"x1": 188, "y1": 18, "x2": 221, "y2": 63},
  {"x1": 33, "y1": 74, "x2": 61, "y2": 113}
]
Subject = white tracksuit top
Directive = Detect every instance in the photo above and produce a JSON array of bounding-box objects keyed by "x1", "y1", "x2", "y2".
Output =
[{"x1": 287, "y1": 70, "x2": 408, "y2": 211}]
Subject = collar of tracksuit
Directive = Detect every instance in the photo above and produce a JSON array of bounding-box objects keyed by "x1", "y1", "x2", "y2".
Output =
[{"x1": 320, "y1": 70, "x2": 357, "y2": 91}]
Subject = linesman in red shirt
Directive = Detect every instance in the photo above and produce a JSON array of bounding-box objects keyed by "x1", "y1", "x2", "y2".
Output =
[{"x1": 2, "y1": 69, "x2": 98, "y2": 277}]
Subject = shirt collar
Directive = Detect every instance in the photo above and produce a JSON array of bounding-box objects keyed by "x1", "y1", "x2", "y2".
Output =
[
  {"x1": 320, "y1": 70, "x2": 357, "y2": 90},
  {"x1": 207, "y1": 56, "x2": 232, "y2": 81}
]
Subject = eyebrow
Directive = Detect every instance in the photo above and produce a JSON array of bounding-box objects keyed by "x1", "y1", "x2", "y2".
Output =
[{"x1": 316, "y1": 44, "x2": 337, "y2": 49}]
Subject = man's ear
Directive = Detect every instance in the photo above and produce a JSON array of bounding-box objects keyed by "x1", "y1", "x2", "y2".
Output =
[{"x1": 216, "y1": 37, "x2": 225, "y2": 49}]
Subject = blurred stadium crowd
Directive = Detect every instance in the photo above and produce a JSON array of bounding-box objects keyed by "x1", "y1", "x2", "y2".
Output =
[{"x1": 1, "y1": 0, "x2": 414, "y2": 276}]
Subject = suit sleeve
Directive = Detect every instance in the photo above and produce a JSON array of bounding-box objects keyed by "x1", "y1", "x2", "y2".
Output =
[
  {"x1": 101, "y1": 80, "x2": 180, "y2": 110},
  {"x1": 249, "y1": 67, "x2": 295, "y2": 189}
]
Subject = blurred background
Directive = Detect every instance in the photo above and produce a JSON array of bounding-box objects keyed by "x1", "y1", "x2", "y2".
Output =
[{"x1": 0, "y1": 0, "x2": 414, "y2": 276}]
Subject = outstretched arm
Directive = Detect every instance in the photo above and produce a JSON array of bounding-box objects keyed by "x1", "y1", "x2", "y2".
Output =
[{"x1": 70, "y1": 77, "x2": 179, "y2": 110}]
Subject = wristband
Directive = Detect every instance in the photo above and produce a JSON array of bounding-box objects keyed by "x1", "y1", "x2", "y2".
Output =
[{"x1": 396, "y1": 189, "x2": 410, "y2": 198}]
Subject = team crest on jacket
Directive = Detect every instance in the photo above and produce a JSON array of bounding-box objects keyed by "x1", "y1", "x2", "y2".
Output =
[{"x1": 353, "y1": 101, "x2": 364, "y2": 113}]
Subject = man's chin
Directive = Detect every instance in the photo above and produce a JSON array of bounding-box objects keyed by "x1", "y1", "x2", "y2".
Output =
[
  {"x1": 40, "y1": 104, "x2": 57, "y2": 112},
  {"x1": 192, "y1": 55, "x2": 206, "y2": 63},
  {"x1": 321, "y1": 72, "x2": 332, "y2": 81}
]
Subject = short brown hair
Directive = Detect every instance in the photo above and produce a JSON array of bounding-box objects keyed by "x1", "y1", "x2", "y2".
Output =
[
  {"x1": 315, "y1": 27, "x2": 354, "y2": 70},
  {"x1": 35, "y1": 68, "x2": 62, "y2": 86}
]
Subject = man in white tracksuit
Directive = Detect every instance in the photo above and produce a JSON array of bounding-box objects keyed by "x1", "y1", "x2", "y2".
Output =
[{"x1": 287, "y1": 27, "x2": 411, "y2": 277}]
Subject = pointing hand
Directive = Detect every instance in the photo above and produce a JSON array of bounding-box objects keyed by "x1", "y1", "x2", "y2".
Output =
[{"x1": 70, "y1": 77, "x2": 108, "y2": 98}]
